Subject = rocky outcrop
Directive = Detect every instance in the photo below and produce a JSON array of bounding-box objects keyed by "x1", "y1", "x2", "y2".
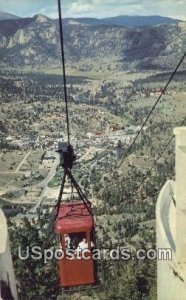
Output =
[{"x1": 0, "y1": 14, "x2": 185, "y2": 71}]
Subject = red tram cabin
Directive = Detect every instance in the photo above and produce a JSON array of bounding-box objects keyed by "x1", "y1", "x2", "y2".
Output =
[{"x1": 55, "y1": 202, "x2": 97, "y2": 288}]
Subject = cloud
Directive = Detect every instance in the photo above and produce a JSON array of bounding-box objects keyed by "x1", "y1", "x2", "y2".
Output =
[
  {"x1": 177, "y1": 0, "x2": 186, "y2": 4},
  {"x1": 63, "y1": 0, "x2": 146, "y2": 18},
  {"x1": 40, "y1": 6, "x2": 58, "y2": 19},
  {"x1": 70, "y1": 2, "x2": 95, "y2": 14},
  {"x1": 94, "y1": 0, "x2": 144, "y2": 4},
  {"x1": 39, "y1": 0, "x2": 97, "y2": 18}
]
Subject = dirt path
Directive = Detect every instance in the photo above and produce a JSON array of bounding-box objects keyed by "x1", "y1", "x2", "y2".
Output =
[{"x1": 16, "y1": 150, "x2": 32, "y2": 172}]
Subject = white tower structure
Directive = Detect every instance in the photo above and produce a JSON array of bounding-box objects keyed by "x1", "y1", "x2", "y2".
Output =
[
  {"x1": 0, "y1": 209, "x2": 18, "y2": 300},
  {"x1": 156, "y1": 127, "x2": 186, "y2": 300}
]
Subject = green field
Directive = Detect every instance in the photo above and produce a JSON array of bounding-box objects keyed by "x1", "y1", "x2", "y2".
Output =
[{"x1": 0, "y1": 151, "x2": 26, "y2": 172}]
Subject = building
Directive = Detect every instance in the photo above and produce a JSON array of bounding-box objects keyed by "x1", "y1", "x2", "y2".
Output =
[
  {"x1": 156, "y1": 127, "x2": 186, "y2": 300},
  {"x1": 0, "y1": 209, "x2": 18, "y2": 300}
]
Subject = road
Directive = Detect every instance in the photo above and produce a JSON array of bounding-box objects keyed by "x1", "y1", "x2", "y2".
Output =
[
  {"x1": 16, "y1": 151, "x2": 32, "y2": 172},
  {"x1": 0, "y1": 151, "x2": 31, "y2": 175},
  {"x1": 28, "y1": 153, "x2": 60, "y2": 213},
  {"x1": 36, "y1": 156, "x2": 59, "y2": 189},
  {"x1": 0, "y1": 171, "x2": 25, "y2": 175},
  {"x1": 0, "y1": 152, "x2": 60, "y2": 216}
]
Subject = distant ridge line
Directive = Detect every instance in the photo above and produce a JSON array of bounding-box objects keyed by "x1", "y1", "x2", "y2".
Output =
[{"x1": 63, "y1": 15, "x2": 182, "y2": 28}]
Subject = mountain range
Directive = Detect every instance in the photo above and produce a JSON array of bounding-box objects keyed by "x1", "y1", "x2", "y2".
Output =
[
  {"x1": 64, "y1": 15, "x2": 181, "y2": 28},
  {"x1": 0, "y1": 10, "x2": 20, "y2": 21},
  {"x1": 0, "y1": 12, "x2": 185, "y2": 71}
]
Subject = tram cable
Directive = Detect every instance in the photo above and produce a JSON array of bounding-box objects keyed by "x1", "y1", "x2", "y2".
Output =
[
  {"x1": 116, "y1": 51, "x2": 186, "y2": 171},
  {"x1": 102, "y1": 52, "x2": 186, "y2": 197},
  {"x1": 57, "y1": 0, "x2": 70, "y2": 145},
  {"x1": 46, "y1": 0, "x2": 92, "y2": 231}
]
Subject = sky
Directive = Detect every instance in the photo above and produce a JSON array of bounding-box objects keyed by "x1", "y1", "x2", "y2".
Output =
[{"x1": 0, "y1": 0, "x2": 186, "y2": 20}]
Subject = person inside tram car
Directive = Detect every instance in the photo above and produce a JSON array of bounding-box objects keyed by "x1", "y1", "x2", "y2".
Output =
[
  {"x1": 64, "y1": 234, "x2": 71, "y2": 249},
  {"x1": 77, "y1": 238, "x2": 88, "y2": 252},
  {"x1": 70, "y1": 235, "x2": 79, "y2": 250},
  {"x1": 62, "y1": 232, "x2": 95, "y2": 254}
]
